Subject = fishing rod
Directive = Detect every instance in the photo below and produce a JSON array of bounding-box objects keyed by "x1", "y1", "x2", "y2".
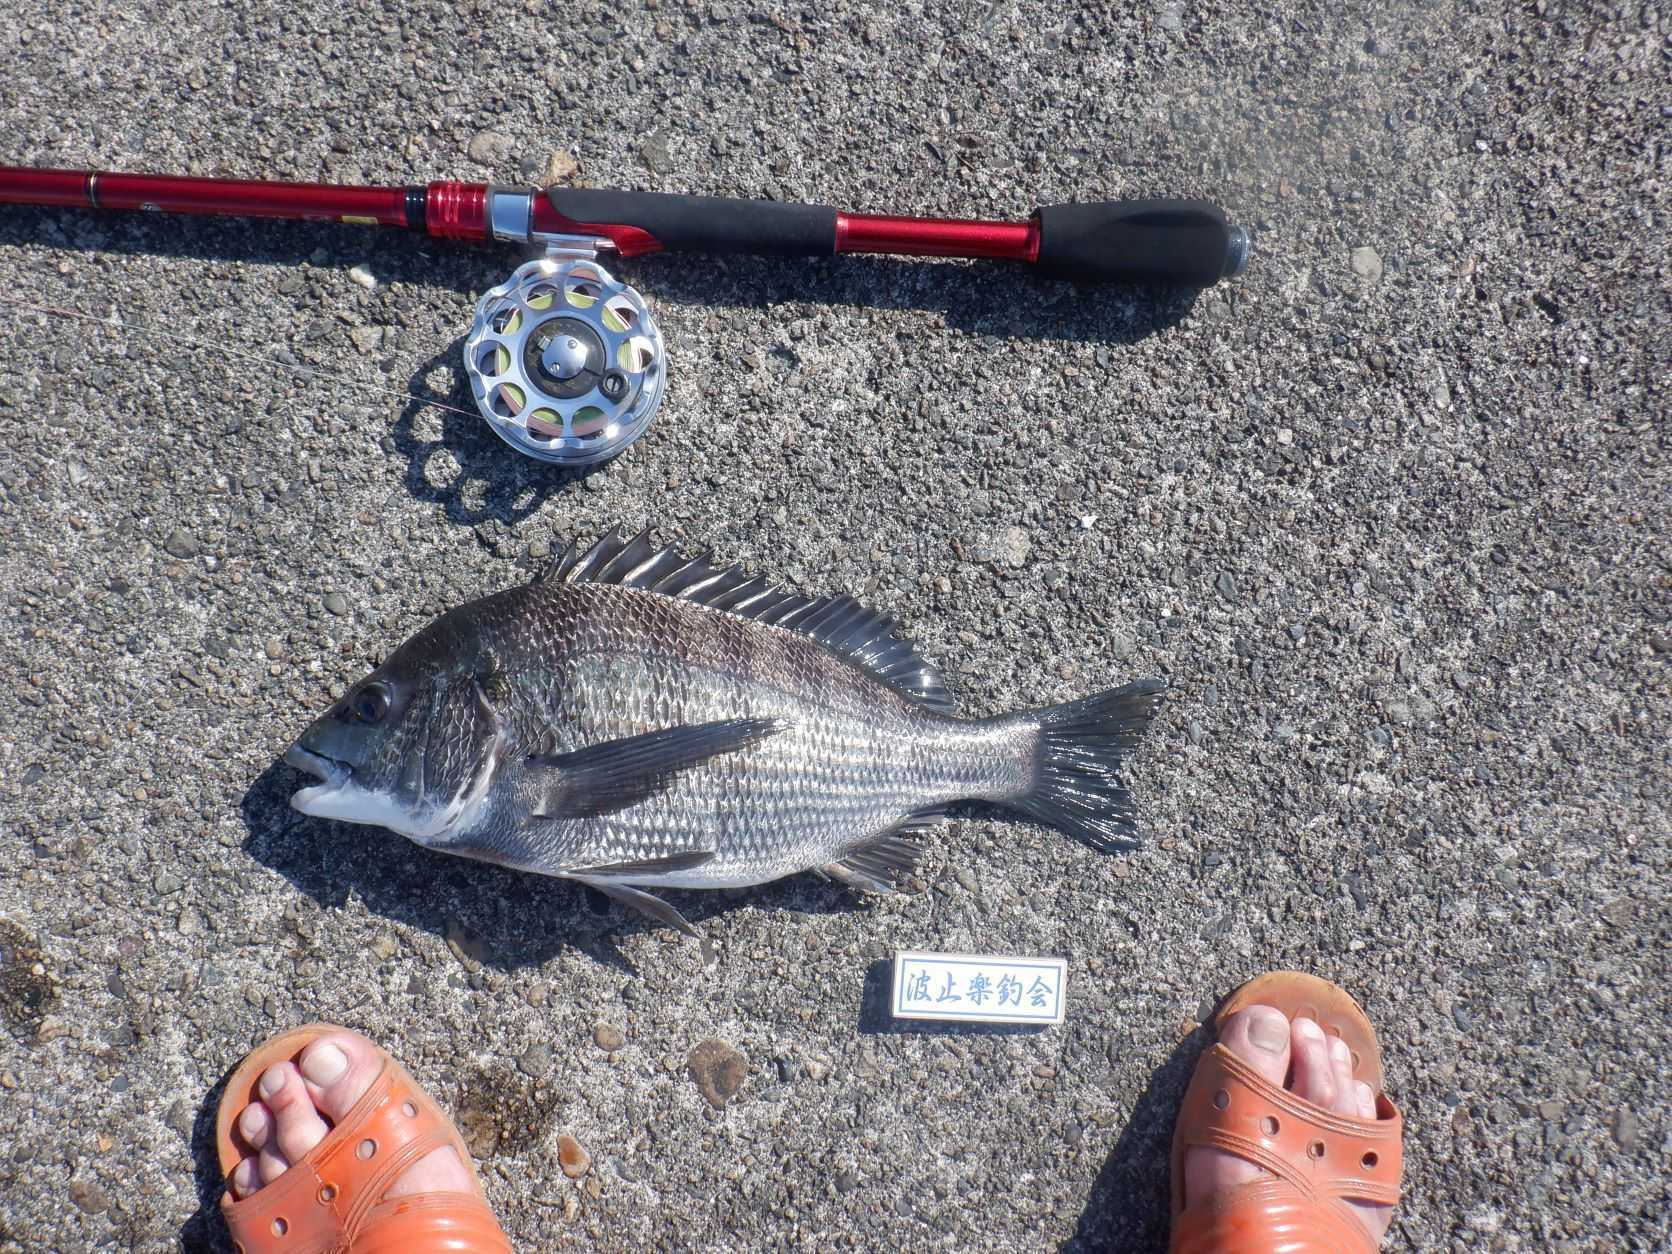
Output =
[{"x1": 0, "y1": 164, "x2": 1250, "y2": 466}]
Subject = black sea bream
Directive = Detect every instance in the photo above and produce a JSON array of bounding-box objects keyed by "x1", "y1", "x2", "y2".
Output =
[{"x1": 285, "y1": 528, "x2": 1164, "y2": 942}]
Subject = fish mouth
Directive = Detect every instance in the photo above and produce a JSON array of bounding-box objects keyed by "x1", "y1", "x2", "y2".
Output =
[{"x1": 285, "y1": 744, "x2": 351, "y2": 810}]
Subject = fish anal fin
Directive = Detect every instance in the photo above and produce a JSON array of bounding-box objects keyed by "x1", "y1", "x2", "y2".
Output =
[
  {"x1": 820, "y1": 860, "x2": 894, "y2": 894},
  {"x1": 821, "y1": 816, "x2": 938, "y2": 895},
  {"x1": 527, "y1": 717, "x2": 785, "y2": 819}
]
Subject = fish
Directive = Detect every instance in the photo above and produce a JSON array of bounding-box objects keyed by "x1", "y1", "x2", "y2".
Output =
[{"x1": 284, "y1": 527, "x2": 1165, "y2": 946}]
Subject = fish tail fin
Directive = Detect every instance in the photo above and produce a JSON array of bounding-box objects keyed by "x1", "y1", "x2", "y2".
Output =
[{"x1": 1010, "y1": 679, "x2": 1166, "y2": 853}]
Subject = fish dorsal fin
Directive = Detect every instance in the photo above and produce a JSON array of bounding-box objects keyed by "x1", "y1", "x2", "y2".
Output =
[{"x1": 540, "y1": 528, "x2": 956, "y2": 712}]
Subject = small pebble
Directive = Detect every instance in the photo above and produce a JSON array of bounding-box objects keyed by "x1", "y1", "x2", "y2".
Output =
[
  {"x1": 688, "y1": 1039, "x2": 748, "y2": 1110},
  {"x1": 1612, "y1": 1106, "x2": 1639, "y2": 1149},
  {"x1": 593, "y1": 1024, "x2": 625, "y2": 1051},
  {"x1": 323, "y1": 592, "x2": 350, "y2": 616},
  {"x1": 163, "y1": 527, "x2": 197, "y2": 559},
  {"x1": 347, "y1": 264, "x2": 377, "y2": 290},
  {"x1": 1350, "y1": 246, "x2": 1384, "y2": 283},
  {"x1": 640, "y1": 131, "x2": 673, "y2": 173},
  {"x1": 979, "y1": 526, "x2": 1031, "y2": 568},
  {"x1": 468, "y1": 129, "x2": 513, "y2": 167},
  {"x1": 525, "y1": 149, "x2": 580, "y2": 185},
  {"x1": 557, "y1": 1134, "x2": 591, "y2": 1178}
]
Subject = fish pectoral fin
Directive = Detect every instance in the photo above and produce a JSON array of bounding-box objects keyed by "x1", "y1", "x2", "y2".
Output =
[
  {"x1": 821, "y1": 818, "x2": 936, "y2": 895},
  {"x1": 567, "y1": 850, "x2": 717, "y2": 877},
  {"x1": 570, "y1": 875, "x2": 702, "y2": 941},
  {"x1": 527, "y1": 717, "x2": 786, "y2": 819}
]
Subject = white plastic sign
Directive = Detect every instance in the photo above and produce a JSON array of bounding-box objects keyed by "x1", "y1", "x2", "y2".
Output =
[{"x1": 891, "y1": 951, "x2": 1068, "y2": 1025}]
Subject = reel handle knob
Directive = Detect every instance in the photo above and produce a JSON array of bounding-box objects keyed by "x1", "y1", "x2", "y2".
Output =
[{"x1": 1032, "y1": 199, "x2": 1249, "y2": 287}]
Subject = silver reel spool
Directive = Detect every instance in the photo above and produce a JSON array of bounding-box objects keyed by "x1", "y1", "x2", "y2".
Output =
[{"x1": 464, "y1": 252, "x2": 665, "y2": 465}]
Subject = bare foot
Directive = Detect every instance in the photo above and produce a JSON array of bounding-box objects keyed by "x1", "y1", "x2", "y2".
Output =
[
  {"x1": 1181, "y1": 1005, "x2": 1394, "y2": 1245},
  {"x1": 225, "y1": 1029, "x2": 472, "y2": 1202}
]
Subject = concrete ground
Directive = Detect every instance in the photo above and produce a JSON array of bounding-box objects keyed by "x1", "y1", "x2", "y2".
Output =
[{"x1": 0, "y1": 2, "x2": 1666, "y2": 1250}]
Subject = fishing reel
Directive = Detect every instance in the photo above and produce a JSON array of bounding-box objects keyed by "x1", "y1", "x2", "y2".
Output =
[{"x1": 463, "y1": 240, "x2": 665, "y2": 466}]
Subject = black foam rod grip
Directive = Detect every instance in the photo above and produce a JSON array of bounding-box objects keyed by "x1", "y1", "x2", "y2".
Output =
[
  {"x1": 548, "y1": 187, "x2": 838, "y2": 257},
  {"x1": 1034, "y1": 199, "x2": 1248, "y2": 286}
]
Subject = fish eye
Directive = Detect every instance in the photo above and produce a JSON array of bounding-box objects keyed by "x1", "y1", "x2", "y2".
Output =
[{"x1": 352, "y1": 683, "x2": 392, "y2": 724}]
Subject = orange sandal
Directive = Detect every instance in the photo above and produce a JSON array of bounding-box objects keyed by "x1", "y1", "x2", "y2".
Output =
[
  {"x1": 1169, "y1": 973, "x2": 1404, "y2": 1254},
  {"x1": 216, "y1": 1023, "x2": 513, "y2": 1254}
]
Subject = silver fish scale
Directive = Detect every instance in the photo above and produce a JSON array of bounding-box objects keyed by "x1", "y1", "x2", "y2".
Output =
[{"x1": 452, "y1": 582, "x2": 1035, "y2": 887}]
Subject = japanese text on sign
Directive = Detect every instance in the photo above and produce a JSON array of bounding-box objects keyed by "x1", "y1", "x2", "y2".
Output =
[{"x1": 891, "y1": 952, "x2": 1067, "y2": 1024}]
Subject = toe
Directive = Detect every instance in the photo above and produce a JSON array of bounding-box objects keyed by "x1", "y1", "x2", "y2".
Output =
[
  {"x1": 1289, "y1": 1017, "x2": 1337, "y2": 1111},
  {"x1": 237, "y1": 1100, "x2": 273, "y2": 1152},
  {"x1": 1219, "y1": 1005, "x2": 1293, "y2": 1086},
  {"x1": 259, "y1": 1061, "x2": 331, "y2": 1167},
  {"x1": 1356, "y1": 1080, "x2": 1377, "y2": 1121},
  {"x1": 1327, "y1": 1035, "x2": 1361, "y2": 1117},
  {"x1": 257, "y1": 1144, "x2": 292, "y2": 1187},
  {"x1": 299, "y1": 1032, "x2": 383, "y2": 1124},
  {"x1": 229, "y1": 1156, "x2": 262, "y2": 1199}
]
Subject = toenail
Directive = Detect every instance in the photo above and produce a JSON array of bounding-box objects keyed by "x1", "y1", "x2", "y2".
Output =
[
  {"x1": 1248, "y1": 1011, "x2": 1288, "y2": 1054},
  {"x1": 258, "y1": 1065, "x2": 286, "y2": 1099},
  {"x1": 302, "y1": 1042, "x2": 349, "y2": 1087},
  {"x1": 240, "y1": 1105, "x2": 267, "y2": 1138},
  {"x1": 1292, "y1": 1017, "x2": 1324, "y2": 1043},
  {"x1": 1329, "y1": 1037, "x2": 1351, "y2": 1063}
]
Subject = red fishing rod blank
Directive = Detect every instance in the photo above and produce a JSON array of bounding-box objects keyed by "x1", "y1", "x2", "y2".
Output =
[{"x1": 0, "y1": 165, "x2": 1249, "y2": 287}]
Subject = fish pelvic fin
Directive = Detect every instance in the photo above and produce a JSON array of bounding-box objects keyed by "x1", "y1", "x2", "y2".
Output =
[
  {"x1": 1009, "y1": 679, "x2": 1166, "y2": 853},
  {"x1": 570, "y1": 876, "x2": 712, "y2": 961},
  {"x1": 538, "y1": 526, "x2": 956, "y2": 712},
  {"x1": 528, "y1": 717, "x2": 786, "y2": 819},
  {"x1": 820, "y1": 813, "x2": 939, "y2": 893}
]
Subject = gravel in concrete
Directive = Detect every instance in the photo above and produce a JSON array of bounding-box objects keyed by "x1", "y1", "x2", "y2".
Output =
[{"x1": 0, "y1": 2, "x2": 1667, "y2": 1251}]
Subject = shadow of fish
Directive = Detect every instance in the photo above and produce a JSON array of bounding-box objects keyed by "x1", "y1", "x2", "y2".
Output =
[{"x1": 285, "y1": 527, "x2": 1165, "y2": 949}]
